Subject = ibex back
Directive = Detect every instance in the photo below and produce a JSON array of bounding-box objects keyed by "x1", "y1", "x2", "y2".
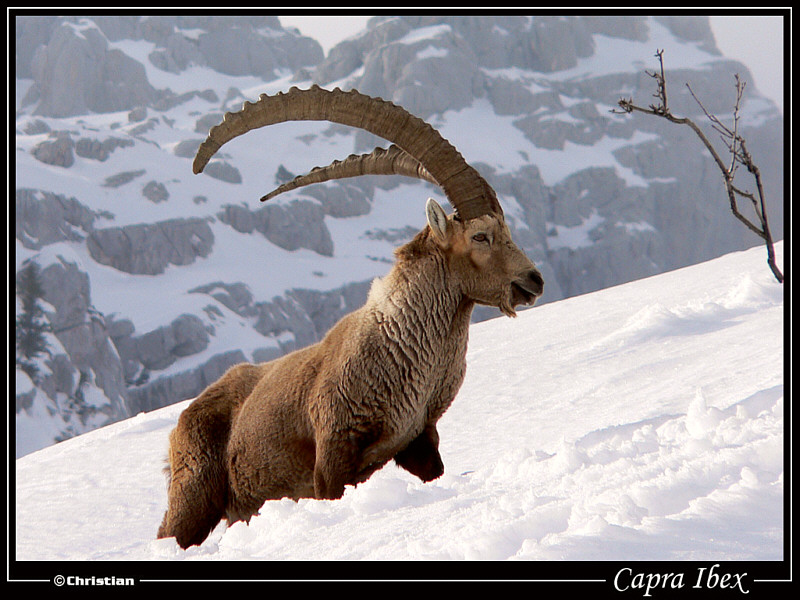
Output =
[{"x1": 157, "y1": 86, "x2": 543, "y2": 548}]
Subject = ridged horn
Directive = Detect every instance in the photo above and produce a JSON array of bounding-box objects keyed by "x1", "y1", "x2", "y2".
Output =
[
  {"x1": 261, "y1": 144, "x2": 437, "y2": 202},
  {"x1": 193, "y1": 85, "x2": 502, "y2": 220}
]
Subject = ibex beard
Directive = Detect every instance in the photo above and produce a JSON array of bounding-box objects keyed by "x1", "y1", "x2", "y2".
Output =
[{"x1": 157, "y1": 87, "x2": 543, "y2": 549}]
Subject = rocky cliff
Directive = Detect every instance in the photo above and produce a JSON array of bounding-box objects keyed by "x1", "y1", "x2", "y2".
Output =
[{"x1": 14, "y1": 14, "x2": 784, "y2": 456}]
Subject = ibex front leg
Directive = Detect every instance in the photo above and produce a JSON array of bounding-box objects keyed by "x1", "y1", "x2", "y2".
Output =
[
  {"x1": 394, "y1": 424, "x2": 444, "y2": 482},
  {"x1": 313, "y1": 431, "x2": 379, "y2": 499}
]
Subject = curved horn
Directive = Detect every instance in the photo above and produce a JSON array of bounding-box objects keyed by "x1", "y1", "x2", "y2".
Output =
[
  {"x1": 193, "y1": 85, "x2": 502, "y2": 220},
  {"x1": 261, "y1": 144, "x2": 437, "y2": 202}
]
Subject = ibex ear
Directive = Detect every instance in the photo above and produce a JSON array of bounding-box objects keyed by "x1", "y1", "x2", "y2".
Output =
[{"x1": 426, "y1": 198, "x2": 449, "y2": 243}]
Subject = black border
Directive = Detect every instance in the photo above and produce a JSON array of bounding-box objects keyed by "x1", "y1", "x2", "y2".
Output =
[{"x1": 8, "y1": 6, "x2": 791, "y2": 590}]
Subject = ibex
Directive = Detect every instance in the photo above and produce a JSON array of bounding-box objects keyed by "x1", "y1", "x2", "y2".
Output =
[{"x1": 157, "y1": 86, "x2": 543, "y2": 548}]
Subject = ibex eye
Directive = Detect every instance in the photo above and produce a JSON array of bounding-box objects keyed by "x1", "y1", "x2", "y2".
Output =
[{"x1": 472, "y1": 233, "x2": 489, "y2": 243}]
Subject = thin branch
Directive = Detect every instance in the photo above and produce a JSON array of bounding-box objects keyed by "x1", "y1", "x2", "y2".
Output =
[{"x1": 613, "y1": 50, "x2": 783, "y2": 283}]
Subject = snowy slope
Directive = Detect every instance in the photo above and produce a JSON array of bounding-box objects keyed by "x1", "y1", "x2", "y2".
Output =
[{"x1": 14, "y1": 241, "x2": 785, "y2": 567}]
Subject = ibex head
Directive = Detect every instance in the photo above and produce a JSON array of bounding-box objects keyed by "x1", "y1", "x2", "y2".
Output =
[
  {"x1": 194, "y1": 85, "x2": 542, "y2": 316},
  {"x1": 424, "y1": 199, "x2": 543, "y2": 317}
]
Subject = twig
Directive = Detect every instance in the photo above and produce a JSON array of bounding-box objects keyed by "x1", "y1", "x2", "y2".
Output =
[{"x1": 613, "y1": 51, "x2": 783, "y2": 283}]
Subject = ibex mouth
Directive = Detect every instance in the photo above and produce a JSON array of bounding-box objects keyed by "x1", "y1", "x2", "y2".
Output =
[
  {"x1": 511, "y1": 270, "x2": 544, "y2": 307},
  {"x1": 511, "y1": 282, "x2": 539, "y2": 306}
]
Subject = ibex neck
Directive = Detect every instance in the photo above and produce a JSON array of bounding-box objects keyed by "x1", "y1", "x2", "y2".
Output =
[{"x1": 370, "y1": 237, "x2": 473, "y2": 352}]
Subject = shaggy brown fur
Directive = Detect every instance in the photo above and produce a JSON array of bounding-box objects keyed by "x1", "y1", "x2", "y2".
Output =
[{"x1": 157, "y1": 201, "x2": 542, "y2": 548}]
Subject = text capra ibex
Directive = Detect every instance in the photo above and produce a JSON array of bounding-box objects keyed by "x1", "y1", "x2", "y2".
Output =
[{"x1": 157, "y1": 86, "x2": 543, "y2": 548}]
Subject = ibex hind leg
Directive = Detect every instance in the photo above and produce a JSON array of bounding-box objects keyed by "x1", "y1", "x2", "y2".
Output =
[
  {"x1": 157, "y1": 390, "x2": 234, "y2": 549},
  {"x1": 226, "y1": 436, "x2": 317, "y2": 519},
  {"x1": 157, "y1": 461, "x2": 226, "y2": 548}
]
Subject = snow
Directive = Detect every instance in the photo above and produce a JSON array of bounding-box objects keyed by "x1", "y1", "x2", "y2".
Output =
[
  {"x1": 439, "y1": 98, "x2": 538, "y2": 174},
  {"x1": 108, "y1": 37, "x2": 275, "y2": 96},
  {"x1": 396, "y1": 24, "x2": 452, "y2": 46},
  {"x1": 546, "y1": 213, "x2": 656, "y2": 252},
  {"x1": 546, "y1": 210, "x2": 605, "y2": 250},
  {"x1": 434, "y1": 97, "x2": 662, "y2": 187},
  {"x1": 416, "y1": 45, "x2": 449, "y2": 60},
  {"x1": 536, "y1": 131, "x2": 660, "y2": 188},
  {"x1": 547, "y1": 20, "x2": 719, "y2": 83},
  {"x1": 14, "y1": 241, "x2": 784, "y2": 564}
]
